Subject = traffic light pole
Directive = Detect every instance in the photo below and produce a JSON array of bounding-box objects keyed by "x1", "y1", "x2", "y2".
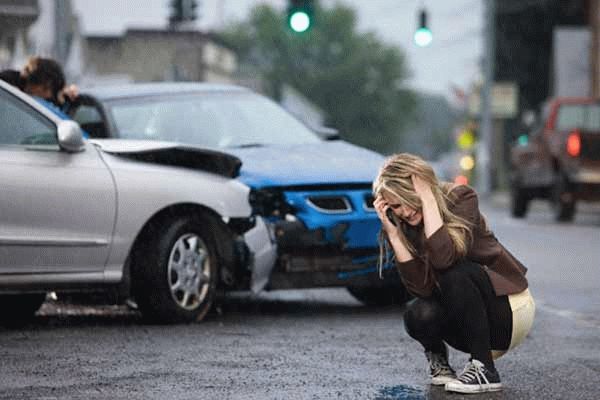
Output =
[
  {"x1": 477, "y1": 0, "x2": 495, "y2": 195},
  {"x1": 54, "y1": 0, "x2": 69, "y2": 62}
]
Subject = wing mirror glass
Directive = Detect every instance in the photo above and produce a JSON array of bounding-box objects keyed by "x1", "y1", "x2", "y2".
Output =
[{"x1": 57, "y1": 120, "x2": 85, "y2": 152}]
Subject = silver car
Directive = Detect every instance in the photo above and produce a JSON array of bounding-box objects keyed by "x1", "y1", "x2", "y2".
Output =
[{"x1": 0, "y1": 80, "x2": 275, "y2": 324}]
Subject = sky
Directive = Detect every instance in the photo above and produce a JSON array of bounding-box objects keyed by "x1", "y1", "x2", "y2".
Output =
[{"x1": 70, "y1": 0, "x2": 483, "y2": 99}]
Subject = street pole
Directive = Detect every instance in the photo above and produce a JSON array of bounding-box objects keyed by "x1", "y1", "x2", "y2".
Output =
[
  {"x1": 54, "y1": 0, "x2": 68, "y2": 63},
  {"x1": 591, "y1": 0, "x2": 600, "y2": 97},
  {"x1": 477, "y1": 0, "x2": 495, "y2": 195}
]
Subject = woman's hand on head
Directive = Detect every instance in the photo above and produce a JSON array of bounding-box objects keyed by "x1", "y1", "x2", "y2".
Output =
[
  {"x1": 411, "y1": 175, "x2": 434, "y2": 202},
  {"x1": 412, "y1": 174, "x2": 444, "y2": 237}
]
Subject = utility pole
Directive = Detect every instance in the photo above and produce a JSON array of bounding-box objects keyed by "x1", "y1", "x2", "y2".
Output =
[
  {"x1": 54, "y1": 0, "x2": 69, "y2": 63},
  {"x1": 591, "y1": 0, "x2": 600, "y2": 97},
  {"x1": 477, "y1": 0, "x2": 495, "y2": 195}
]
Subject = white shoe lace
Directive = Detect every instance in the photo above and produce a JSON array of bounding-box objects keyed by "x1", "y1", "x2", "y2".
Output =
[
  {"x1": 429, "y1": 353, "x2": 454, "y2": 377},
  {"x1": 457, "y1": 359, "x2": 489, "y2": 385}
]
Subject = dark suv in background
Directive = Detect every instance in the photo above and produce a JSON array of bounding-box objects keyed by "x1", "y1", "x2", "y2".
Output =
[{"x1": 509, "y1": 97, "x2": 600, "y2": 221}]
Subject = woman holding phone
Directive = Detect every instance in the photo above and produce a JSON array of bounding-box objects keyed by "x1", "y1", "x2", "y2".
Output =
[{"x1": 372, "y1": 153, "x2": 535, "y2": 394}]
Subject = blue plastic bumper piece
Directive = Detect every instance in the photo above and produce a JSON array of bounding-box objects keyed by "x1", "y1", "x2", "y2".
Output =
[{"x1": 283, "y1": 189, "x2": 381, "y2": 249}]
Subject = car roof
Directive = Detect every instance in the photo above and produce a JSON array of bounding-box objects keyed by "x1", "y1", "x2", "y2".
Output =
[{"x1": 81, "y1": 82, "x2": 250, "y2": 101}]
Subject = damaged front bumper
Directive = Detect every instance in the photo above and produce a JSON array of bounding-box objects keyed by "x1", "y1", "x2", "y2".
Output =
[
  {"x1": 266, "y1": 218, "x2": 396, "y2": 290},
  {"x1": 242, "y1": 216, "x2": 277, "y2": 293},
  {"x1": 245, "y1": 186, "x2": 397, "y2": 292}
]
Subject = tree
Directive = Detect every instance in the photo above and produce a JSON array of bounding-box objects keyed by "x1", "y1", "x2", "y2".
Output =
[
  {"x1": 400, "y1": 94, "x2": 458, "y2": 160},
  {"x1": 220, "y1": 2, "x2": 416, "y2": 154}
]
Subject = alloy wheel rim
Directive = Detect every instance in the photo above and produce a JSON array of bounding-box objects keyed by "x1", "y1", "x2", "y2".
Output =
[{"x1": 167, "y1": 233, "x2": 211, "y2": 310}]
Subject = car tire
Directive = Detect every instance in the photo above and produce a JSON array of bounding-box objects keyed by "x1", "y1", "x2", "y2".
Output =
[
  {"x1": 551, "y1": 173, "x2": 576, "y2": 222},
  {"x1": 131, "y1": 215, "x2": 219, "y2": 324},
  {"x1": 347, "y1": 286, "x2": 411, "y2": 306},
  {"x1": 510, "y1": 180, "x2": 530, "y2": 218},
  {"x1": 0, "y1": 293, "x2": 46, "y2": 323}
]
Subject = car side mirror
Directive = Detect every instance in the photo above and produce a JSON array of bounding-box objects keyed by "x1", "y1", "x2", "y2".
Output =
[
  {"x1": 314, "y1": 126, "x2": 340, "y2": 141},
  {"x1": 57, "y1": 120, "x2": 85, "y2": 152}
]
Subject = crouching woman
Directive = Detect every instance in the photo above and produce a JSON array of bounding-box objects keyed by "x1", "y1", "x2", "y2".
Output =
[{"x1": 372, "y1": 153, "x2": 535, "y2": 394}]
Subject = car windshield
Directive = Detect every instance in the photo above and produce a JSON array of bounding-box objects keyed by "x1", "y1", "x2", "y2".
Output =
[
  {"x1": 556, "y1": 103, "x2": 600, "y2": 132},
  {"x1": 106, "y1": 92, "x2": 322, "y2": 148}
]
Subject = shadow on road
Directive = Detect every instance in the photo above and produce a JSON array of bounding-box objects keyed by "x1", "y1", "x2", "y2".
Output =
[
  {"x1": 2, "y1": 289, "x2": 409, "y2": 329},
  {"x1": 218, "y1": 290, "x2": 407, "y2": 318}
]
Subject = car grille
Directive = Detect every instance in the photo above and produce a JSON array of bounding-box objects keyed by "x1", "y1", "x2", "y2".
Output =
[
  {"x1": 363, "y1": 194, "x2": 375, "y2": 211},
  {"x1": 306, "y1": 196, "x2": 352, "y2": 213}
]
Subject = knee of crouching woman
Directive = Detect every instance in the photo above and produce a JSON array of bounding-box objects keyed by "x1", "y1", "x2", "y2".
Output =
[{"x1": 403, "y1": 298, "x2": 443, "y2": 338}]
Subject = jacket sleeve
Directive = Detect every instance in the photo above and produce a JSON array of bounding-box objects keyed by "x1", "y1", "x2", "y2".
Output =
[
  {"x1": 395, "y1": 258, "x2": 435, "y2": 298},
  {"x1": 424, "y1": 186, "x2": 480, "y2": 270}
]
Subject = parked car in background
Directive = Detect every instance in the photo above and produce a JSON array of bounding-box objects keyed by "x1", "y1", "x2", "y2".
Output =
[
  {"x1": 0, "y1": 80, "x2": 274, "y2": 323},
  {"x1": 509, "y1": 97, "x2": 600, "y2": 221},
  {"x1": 73, "y1": 83, "x2": 407, "y2": 305}
]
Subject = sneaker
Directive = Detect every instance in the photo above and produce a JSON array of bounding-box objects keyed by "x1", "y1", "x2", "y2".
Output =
[
  {"x1": 426, "y1": 346, "x2": 456, "y2": 385},
  {"x1": 445, "y1": 359, "x2": 503, "y2": 394}
]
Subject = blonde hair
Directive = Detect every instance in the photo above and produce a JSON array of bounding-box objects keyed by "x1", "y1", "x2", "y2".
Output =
[{"x1": 372, "y1": 153, "x2": 473, "y2": 276}]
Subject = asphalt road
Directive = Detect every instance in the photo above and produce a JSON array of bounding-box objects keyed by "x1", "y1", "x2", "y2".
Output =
[{"x1": 0, "y1": 196, "x2": 599, "y2": 400}]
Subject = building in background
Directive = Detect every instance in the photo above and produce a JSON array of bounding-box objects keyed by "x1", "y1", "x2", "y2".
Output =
[
  {"x1": 4, "y1": 0, "x2": 237, "y2": 85},
  {"x1": 464, "y1": 0, "x2": 590, "y2": 190},
  {"x1": 83, "y1": 29, "x2": 236, "y2": 84},
  {"x1": 0, "y1": 0, "x2": 39, "y2": 69}
]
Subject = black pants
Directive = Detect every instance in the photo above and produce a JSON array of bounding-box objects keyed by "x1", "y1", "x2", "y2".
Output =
[{"x1": 403, "y1": 260, "x2": 512, "y2": 371}]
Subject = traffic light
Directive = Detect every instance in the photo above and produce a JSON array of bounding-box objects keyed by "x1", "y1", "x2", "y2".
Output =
[
  {"x1": 169, "y1": 0, "x2": 184, "y2": 24},
  {"x1": 287, "y1": 0, "x2": 314, "y2": 33},
  {"x1": 169, "y1": 0, "x2": 199, "y2": 25},
  {"x1": 457, "y1": 128, "x2": 476, "y2": 150},
  {"x1": 414, "y1": 8, "x2": 432, "y2": 47},
  {"x1": 188, "y1": 0, "x2": 198, "y2": 21},
  {"x1": 517, "y1": 134, "x2": 529, "y2": 146}
]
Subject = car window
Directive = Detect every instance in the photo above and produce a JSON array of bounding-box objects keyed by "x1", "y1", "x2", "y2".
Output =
[
  {"x1": 556, "y1": 104, "x2": 600, "y2": 132},
  {"x1": 107, "y1": 92, "x2": 322, "y2": 148},
  {"x1": 0, "y1": 89, "x2": 57, "y2": 146},
  {"x1": 72, "y1": 104, "x2": 108, "y2": 138}
]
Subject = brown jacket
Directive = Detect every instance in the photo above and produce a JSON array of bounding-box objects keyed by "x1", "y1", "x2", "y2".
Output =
[{"x1": 395, "y1": 185, "x2": 528, "y2": 298}]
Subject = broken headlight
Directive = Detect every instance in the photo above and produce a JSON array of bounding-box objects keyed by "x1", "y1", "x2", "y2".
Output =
[{"x1": 249, "y1": 188, "x2": 295, "y2": 218}]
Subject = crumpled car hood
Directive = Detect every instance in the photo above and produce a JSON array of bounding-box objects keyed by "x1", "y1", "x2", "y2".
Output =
[
  {"x1": 226, "y1": 141, "x2": 385, "y2": 188},
  {"x1": 91, "y1": 139, "x2": 242, "y2": 178}
]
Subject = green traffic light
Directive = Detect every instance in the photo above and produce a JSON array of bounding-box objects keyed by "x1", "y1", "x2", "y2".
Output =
[
  {"x1": 414, "y1": 27, "x2": 432, "y2": 47},
  {"x1": 289, "y1": 10, "x2": 311, "y2": 33},
  {"x1": 517, "y1": 134, "x2": 529, "y2": 146},
  {"x1": 414, "y1": 8, "x2": 432, "y2": 47}
]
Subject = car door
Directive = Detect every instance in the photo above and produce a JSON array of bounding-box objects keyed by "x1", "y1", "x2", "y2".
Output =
[
  {"x1": 0, "y1": 87, "x2": 116, "y2": 278},
  {"x1": 70, "y1": 96, "x2": 111, "y2": 138}
]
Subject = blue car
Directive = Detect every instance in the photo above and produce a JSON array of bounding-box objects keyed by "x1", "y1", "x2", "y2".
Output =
[{"x1": 74, "y1": 83, "x2": 408, "y2": 305}]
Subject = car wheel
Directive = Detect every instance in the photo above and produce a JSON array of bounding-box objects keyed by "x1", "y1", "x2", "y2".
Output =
[
  {"x1": 551, "y1": 173, "x2": 576, "y2": 222},
  {"x1": 510, "y1": 179, "x2": 530, "y2": 218},
  {"x1": 347, "y1": 286, "x2": 411, "y2": 306},
  {"x1": 0, "y1": 293, "x2": 46, "y2": 323},
  {"x1": 131, "y1": 215, "x2": 219, "y2": 324}
]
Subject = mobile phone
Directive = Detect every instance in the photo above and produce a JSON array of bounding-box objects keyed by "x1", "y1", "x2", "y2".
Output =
[{"x1": 386, "y1": 208, "x2": 397, "y2": 226}]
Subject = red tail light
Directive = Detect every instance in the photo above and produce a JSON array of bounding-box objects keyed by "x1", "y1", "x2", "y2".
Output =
[{"x1": 567, "y1": 130, "x2": 581, "y2": 157}]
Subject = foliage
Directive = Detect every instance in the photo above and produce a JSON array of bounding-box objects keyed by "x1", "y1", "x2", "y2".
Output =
[
  {"x1": 220, "y1": 2, "x2": 416, "y2": 154},
  {"x1": 400, "y1": 94, "x2": 459, "y2": 160}
]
